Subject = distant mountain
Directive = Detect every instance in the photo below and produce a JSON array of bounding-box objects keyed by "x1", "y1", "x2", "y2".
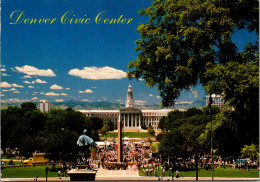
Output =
[
  {"x1": 174, "y1": 100, "x2": 205, "y2": 110},
  {"x1": 1, "y1": 100, "x2": 206, "y2": 110}
]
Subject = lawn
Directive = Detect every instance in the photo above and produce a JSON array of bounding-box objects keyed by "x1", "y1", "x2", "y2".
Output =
[
  {"x1": 101, "y1": 132, "x2": 154, "y2": 138},
  {"x1": 2, "y1": 165, "x2": 259, "y2": 178},
  {"x1": 1, "y1": 165, "x2": 64, "y2": 178},
  {"x1": 139, "y1": 167, "x2": 259, "y2": 178}
]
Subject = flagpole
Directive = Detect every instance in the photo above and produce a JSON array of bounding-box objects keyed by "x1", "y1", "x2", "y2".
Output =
[{"x1": 208, "y1": 94, "x2": 214, "y2": 181}]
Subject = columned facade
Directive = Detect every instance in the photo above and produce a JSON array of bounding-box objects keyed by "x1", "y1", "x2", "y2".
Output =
[{"x1": 78, "y1": 83, "x2": 175, "y2": 131}]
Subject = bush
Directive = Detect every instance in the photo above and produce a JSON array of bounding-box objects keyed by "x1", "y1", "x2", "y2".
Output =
[
  {"x1": 156, "y1": 133, "x2": 165, "y2": 142},
  {"x1": 99, "y1": 125, "x2": 110, "y2": 135},
  {"x1": 148, "y1": 126, "x2": 155, "y2": 135}
]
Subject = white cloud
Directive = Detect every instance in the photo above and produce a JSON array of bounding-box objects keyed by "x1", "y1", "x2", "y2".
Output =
[
  {"x1": 1, "y1": 82, "x2": 11, "y2": 88},
  {"x1": 9, "y1": 88, "x2": 17, "y2": 91},
  {"x1": 68, "y1": 66, "x2": 126, "y2": 80},
  {"x1": 2, "y1": 90, "x2": 9, "y2": 92},
  {"x1": 2, "y1": 73, "x2": 11, "y2": 76},
  {"x1": 156, "y1": 96, "x2": 161, "y2": 98},
  {"x1": 135, "y1": 100, "x2": 147, "y2": 106},
  {"x1": 61, "y1": 93, "x2": 68, "y2": 96},
  {"x1": 50, "y1": 84, "x2": 62, "y2": 90},
  {"x1": 2, "y1": 98, "x2": 29, "y2": 103},
  {"x1": 15, "y1": 65, "x2": 56, "y2": 76},
  {"x1": 79, "y1": 89, "x2": 93, "y2": 93},
  {"x1": 23, "y1": 81, "x2": 30, "y2": 84},
  {"x1": 31, "y1": 97, "x2": 38, "y2": 100},
  {"x1": 91, "y1": 86, "x2": 97, "y2": 88},
  {"x1": 149, "y1": 94, "x2": 153, "y2": 97},
  {"x1": 28, "y1": 86, "x2": 34, "y2": 88},
  {"x1": 22, "y1": 75, "x2": 32, "y2": 79},
  {"x1": 116, "y1": 100, "x2": 123, "y2": 102},
  {"x1": 40, "y1": 92, "x2": 45, "y2": 95},
  {"x1": 45, "y1": 92, "x2": 60, "y2": 96},
  {"x1": 65, "y1": 88, "x2": 70, "y2": 90},
  {"x1": 0, "y1": 94, "x2": 4, "y2": 96},
  {"x1": 81, "y1": 99, "x2": 89, "y2": 102},
  {"x1": 55, "y1": 99, "x2": 64, "y2": 102},
  {"x1": 35, "y1": 79, "x2": 47, "y2": 83},
  {"x1": 1, "y1": 68, "x2": 6, "y2": 71},
  {"x1": 13, "y1": 91, "x2": 20, "y2": 93},
  {"x1": 12, "y1": 84, "x2": 24, "y2": 88},
  {"x1": 23, "y1": 81, "x2": 35, "y2": 84}
]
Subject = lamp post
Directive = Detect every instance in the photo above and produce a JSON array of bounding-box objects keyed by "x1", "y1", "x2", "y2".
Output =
[
  {"x1": 168, "y1": 130, "x2": 170, "y2": 166},
  {"x1": 61, "y1": 128, "x2": 64, "y2": 175},
  {"x1": 208, "y1": 94, "x2": 214, "y2": 181}
]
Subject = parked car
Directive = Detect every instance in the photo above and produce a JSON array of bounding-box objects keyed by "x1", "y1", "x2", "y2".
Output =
[{"x1": 23, "y1": 158, "x2": 33, "y2": 165}]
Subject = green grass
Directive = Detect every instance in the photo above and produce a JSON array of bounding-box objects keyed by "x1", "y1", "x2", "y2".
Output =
[
  {"x1": 2, "y1": 165, "x2": 259, "y2": 178},
  {"x1": 1, "y1": 165, "x2": 64, "y2": 178},
  {"x1": 139, "y1": 167, "x2": 259, "y2": 178},
  {"x1": 101, "y1": 132, "x2": 154, "y2": 138}
]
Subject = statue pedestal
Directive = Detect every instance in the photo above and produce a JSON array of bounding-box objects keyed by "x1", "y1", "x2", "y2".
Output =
[{"x1": 68, "y1": 168, "x2": 96, "y2": 181}]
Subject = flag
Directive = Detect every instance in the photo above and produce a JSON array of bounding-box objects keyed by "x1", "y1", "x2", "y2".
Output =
[{"x1": 208, "y1": 94, "x2": 212, "y2": 107}]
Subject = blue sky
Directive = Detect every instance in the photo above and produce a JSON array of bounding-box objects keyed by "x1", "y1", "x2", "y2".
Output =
[{"x1": 1, "y1": 0, "x2": 257, "y2": 106}]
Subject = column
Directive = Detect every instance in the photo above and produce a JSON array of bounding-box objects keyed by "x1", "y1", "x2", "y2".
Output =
[
  {"x1": 127, "y1": 114, "x2": 129, "y2": 127},
  {"x1": 124, "y1": 114, "x2": 126, "y2": 127},
  {"x1": 135, "y1": 115, "x2": 137, "y2": 127},
  {"x1": 139, "y1": 114, "x2": 141, "y2": 128},
  {"x1": 131, "y1": 114, "x2": 133, "y2": 127}
]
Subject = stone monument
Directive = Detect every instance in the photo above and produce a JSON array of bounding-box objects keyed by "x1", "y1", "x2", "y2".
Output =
[{"x1": 68, "y1": 129, "x2": 97, "y2": 181}]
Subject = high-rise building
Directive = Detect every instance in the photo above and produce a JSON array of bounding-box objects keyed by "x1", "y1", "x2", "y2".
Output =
[
  {"x1": 39, "y1": 100, "x2": 50, "y2": 112},
  {"x1": 205, "y1": 94, "x2": 226, "y2": 109}
]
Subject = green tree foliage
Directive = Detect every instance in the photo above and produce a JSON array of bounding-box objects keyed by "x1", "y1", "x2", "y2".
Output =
[
  {"x1": 147, "y1": 126, "x2": 155, "y2": 135},
  {"x1": 20, "y1": 102, "x2": 37, "y2": 111},
  {"x1": 1, "y1": 104, "x2": 46, "y2": 156},
  {"x1": 44, "y1": 108, "x2": 90, "y2": 162},
  {"x1": 159, "y1": 129, "x2": 187, "y2": 160},
  {"x1": 127, "y1": 0, "x2": 258, "y2": 108},
  {"x1": 240, "y1": 144, "x2": 259, "y2": 161},
  {"x1": 158, "y1": 116, "x2": 167, "y2": 132},
  {"x1": 159, "y1": 108, "x2": 217, "y2": 158},
  {"x1": 99, "y1": 125, "x2": 110, "y2": 135},
  {"x1": 199, "y1": 110, "x2": 241, "y2": 156},
  {"x1": 156, "y1": 133, "x2": 165, "y2": 142}
]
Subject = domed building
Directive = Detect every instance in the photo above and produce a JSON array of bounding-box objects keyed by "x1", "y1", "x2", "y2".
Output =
[{"x1": 79, "y1": 83, "x2": 173, "y2": 132}]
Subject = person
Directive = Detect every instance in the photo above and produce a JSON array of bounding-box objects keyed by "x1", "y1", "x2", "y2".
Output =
[
  {"x1": 176, "y1": 170, "x2": 179, "y2": 178},
  {"x1": 58, "y1": 170, "x2": 61, "y2": 179},
  {"x1": 34, "y1": 176, "x2": 38, "y2": 181}
]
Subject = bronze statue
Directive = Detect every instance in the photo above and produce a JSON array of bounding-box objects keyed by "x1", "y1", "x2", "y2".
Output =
[{"x1": 77, "y1": 129, "x2": 97, "y2": 164}]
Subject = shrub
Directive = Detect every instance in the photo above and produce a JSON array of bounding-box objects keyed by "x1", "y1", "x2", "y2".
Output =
[
  {"x1": 156, "y1": 133, "x2": 165, "y2": 142},
  {"x1": 99, "y1": 125, "x2": 110, "y2": 135},
  {"x1": 148, "y1": 126, "x2": 155, "y2": 135}
]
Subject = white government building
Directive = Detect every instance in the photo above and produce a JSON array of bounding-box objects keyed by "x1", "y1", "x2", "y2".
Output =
[{"x1": 79, "y1": 83, "x2": 174, "y2": 132}]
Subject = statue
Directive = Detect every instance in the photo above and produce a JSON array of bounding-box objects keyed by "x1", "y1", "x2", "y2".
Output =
[{"x1": 77, "y1": 129, "x2": 97, "y2": 165}]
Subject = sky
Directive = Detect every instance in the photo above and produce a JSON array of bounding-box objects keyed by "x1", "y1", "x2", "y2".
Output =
[{"x1": 1, "y1": 0, "x2": 258, "y2": 106}]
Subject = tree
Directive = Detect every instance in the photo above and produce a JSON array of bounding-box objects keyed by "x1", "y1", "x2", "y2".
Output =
[
  {"x1": 159, "y1": 129, "x2": 187, "y2": 160},
  {"x1": 147, "y1": 126, "x2": 155, "y2": 135},
  {"x1": 21, "y1": 102, "x2": 37, "y2": 111},
  {"x1": 44, "y1": 109, "x2": 90, "y2": 162},
  {"x1": 198, "y1": 110, "x2": 241, "y2": 157},
  {"x1": 127, "y1": 0, "x2": 258, "y2": 108},
  {"x1": 158, "y1": 116, "x2": 167, "y2": 132},
  {"x1": 240, "y1": 144, "x2": 259, "y2": 161}
]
